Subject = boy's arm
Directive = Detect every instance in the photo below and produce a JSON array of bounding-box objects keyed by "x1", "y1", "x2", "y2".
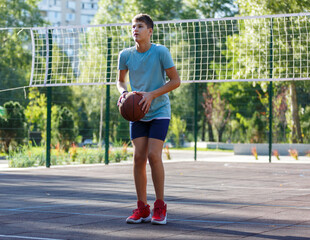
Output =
[
  {"x1": 138, "y1": 66, "x2": 180, "y2": 113},
  {"x1": 117, "y1": 69, "x2": 128, "y2": 93},
  {"x1": 117, "y1": 69, "x2": 129, "y2": 106}
]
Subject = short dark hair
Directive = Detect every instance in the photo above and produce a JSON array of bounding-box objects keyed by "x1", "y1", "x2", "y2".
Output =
[{"x1": 132, "y1": 14, "x2": 154, "y2": 29}]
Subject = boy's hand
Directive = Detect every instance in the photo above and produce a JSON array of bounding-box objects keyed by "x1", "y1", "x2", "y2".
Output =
[
  {"x1": 117, "y1": 91, "x2": 128, "y2": 106},
  {"x1": 134, "y1": 91, "x2": 154, "y2": 114}
]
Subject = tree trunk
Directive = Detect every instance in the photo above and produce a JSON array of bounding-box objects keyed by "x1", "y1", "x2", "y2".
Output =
[
  {"x1": 201, "y1": 115, "x2": 206, "y2": 141},
  {"x1": 218, "y1": 127, "x2": 224, "y2": 142},
  {"x1": 207, "y1": 121, "x2": 214, "y2": 142},
  {"x1": 285, "y1": 18, "x2": 303, "y2": 143},
  {"x1": 290, "y1": 82, "x2": 303, "y2": 143}
]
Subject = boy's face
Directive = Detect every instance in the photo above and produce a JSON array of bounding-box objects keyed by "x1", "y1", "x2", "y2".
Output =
[{"x1": 132, "y1": 21, "x2": 152, "y2": 42}]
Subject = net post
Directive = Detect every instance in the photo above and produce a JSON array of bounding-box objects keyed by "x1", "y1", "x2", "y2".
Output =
[
  {"x1": 194, "y1": 22, "x2": 200, "y2": 161},
  {"x1": 194, "y1": 83, "x2": 198, "y2": 161},
  {"x1": 104, "y1": 37, "x2": 112, "y2": 165},
  {"x1": 268, "y1": 18, "x2": 273, "y2": 163},
  {"x1": 46, "y1": 29, "x2": 53, "y2": 168}
]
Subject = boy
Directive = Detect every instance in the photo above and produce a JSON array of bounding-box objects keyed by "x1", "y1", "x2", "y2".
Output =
[{"x1": 117, "y1": 13, "x2": 180, "y2": 225}]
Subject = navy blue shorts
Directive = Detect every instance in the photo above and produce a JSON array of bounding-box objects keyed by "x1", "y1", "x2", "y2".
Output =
[{"x1": 130, "y1": 119, "x2": 170, "y2": 141}]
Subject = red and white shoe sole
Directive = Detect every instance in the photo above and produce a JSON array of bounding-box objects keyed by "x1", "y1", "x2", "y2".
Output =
[
  {"x1": 151, "y1": 215, "x2": 167, "y2": 225},
  {"x1": 126, "y1": 214, "x2": 151, "y2": 224}
]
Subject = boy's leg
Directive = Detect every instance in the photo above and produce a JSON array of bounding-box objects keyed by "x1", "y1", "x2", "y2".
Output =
[
  {"x1": 126, "y1": 137, "x2": 151, "y2": 224},
  {"x1": 132, "y1": 137, "x2": 148, "y2": 204},
  {"x1": 148, "y1": 138, "x2": 168, "y2": 224},
  {"x1": 147, "y1": 138, "x2": 165, "y2": 201}
]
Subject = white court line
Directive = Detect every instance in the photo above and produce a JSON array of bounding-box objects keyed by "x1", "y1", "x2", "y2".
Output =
[{"x1": 0, "y1": 235, "x2": 64, "y2": 240}]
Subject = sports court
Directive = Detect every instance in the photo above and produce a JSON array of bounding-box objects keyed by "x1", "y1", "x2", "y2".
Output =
[{"x1": 1, "y1": 156, "x2": 310, "y2": 240}]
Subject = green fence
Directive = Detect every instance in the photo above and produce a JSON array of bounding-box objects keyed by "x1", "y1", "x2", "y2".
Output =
[{"x1": 1, "y1": 79, "x2": 309, "y2": 167}]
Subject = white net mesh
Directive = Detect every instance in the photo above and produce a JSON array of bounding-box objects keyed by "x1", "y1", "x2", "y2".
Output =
[{"x1": 30, "y1": 13, "x2": 310, "y2": 87}]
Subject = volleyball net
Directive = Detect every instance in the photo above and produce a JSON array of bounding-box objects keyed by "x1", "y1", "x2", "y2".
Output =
[{"x1": 29, "y1": 13, "x2": 310, "y2": 87}]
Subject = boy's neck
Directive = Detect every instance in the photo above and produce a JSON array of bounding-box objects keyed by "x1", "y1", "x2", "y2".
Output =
[{"x1": 135, "y1": 42, "x2": 152, "y2": 53}]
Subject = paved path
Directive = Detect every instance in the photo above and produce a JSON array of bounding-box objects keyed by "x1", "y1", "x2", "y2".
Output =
[{"x1": 1, "y1": 159, "x2": 310, "y2": 239}]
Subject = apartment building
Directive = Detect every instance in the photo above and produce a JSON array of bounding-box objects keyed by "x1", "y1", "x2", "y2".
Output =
[{"x1": 38, "y1": 0, "x2": 99, "y2": 26}]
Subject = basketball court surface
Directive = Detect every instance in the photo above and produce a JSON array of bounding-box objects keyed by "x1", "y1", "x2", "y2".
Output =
[{"x1": 1, "y1": 157, "x2": 310, "y2": 239}]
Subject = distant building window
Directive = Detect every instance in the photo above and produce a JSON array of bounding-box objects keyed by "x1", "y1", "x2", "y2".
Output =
[
  {"x1": 66, "y1": 13, "x2": 75, "y2": 21},
  {"x1": 82, "y1": 2, "x2": 97, "y2": 10},
  {"x1": 84, "y1": 3, "x2": 91, "y2": 9},
  {"x1": 81, "y1": 15, "x2": 93, "y2": 25},
  {"x1": 49, "y1": 0, "x2": 61, "y2": 7},
  {"x1": 67, "y1": 1, "x2": 76, "y2": 10},
  {"x1": 48, "y1": 11, "x2": 61, "y2": 22}
]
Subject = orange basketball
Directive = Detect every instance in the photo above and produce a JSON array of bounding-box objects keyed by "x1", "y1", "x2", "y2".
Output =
[{"x1": 119, "y1": 92, "x2": 145, "y2": 122}]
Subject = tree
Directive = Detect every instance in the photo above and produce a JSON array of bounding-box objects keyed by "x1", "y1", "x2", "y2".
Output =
[
  {"x1": 300, "y1": 106, "x2": 310, "y2": 143},
  {"x1": 56, "y1": 107, "x2": 78, "y2": 152},
  {"x1": 201, "y1": 87, "x2": 215, "y2": 141},
  {"x1": 234, "y1": 0, "x2": 310, "y2": 143},
  {"x1": 170, "y1": 114, "x2": 186, "y2": 147},
  {"x1": 0, "y1": 0, "x2": 44, "y2": 106},
  {"x1": 182, "y1": 0, "x2": 238, "y2": 19},
  {"x1": 202, "y1": 85, "x2": 232, "y2": 142},
  {"x1": 0, "y1": 101, "x2": 26, "y2": 153},
  {"x1": 247, "y1": 111, "x2": 267, "y2": 143},
  {"x1": 173, "y1": 1, "x2": 238, "y2": 141},
  {"x1": 24, "y1": 88, "x2": 67, "y2": 146},
  {"x1": 272, "y1": 86, "x2": 288, "y2": 142},
  {"x1": 24, "y1": 88, "x2": 47, "y2": 134}
]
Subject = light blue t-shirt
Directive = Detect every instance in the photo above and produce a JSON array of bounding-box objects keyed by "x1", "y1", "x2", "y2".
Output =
[{"x1": 118, "y1": 43, "x2": 175, "y2": 121}]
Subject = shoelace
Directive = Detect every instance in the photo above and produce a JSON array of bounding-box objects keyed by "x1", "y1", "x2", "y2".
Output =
[{"x1": 133, "y1": 207, "x2": 147, "y2": 215}]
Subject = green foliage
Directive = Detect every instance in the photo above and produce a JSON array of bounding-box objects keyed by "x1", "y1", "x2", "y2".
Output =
[
  {"x1": 24, "y1": 88, "x2": 79, "y2": 147},
  {"x1": 24, "y1": 88, "x2": 47, "y2": 132},
  {"x1": 169, "y1": 114, "x2": 186, "y2": 147},
  {"x1": 8, "y1": 144, "x2": 44, "y2": 168},
  {"x1": 56, "y1": 107, "x2": 78, "y2": 152},
  {"x1": 115, "y1": 117, "x2": 130, "y2": 142},
  {"x1": 0, "y1": 101, "x2": 26, "y2": 153},
  {"x1": 222, "y1": 0, "x2": 310, "y2": 143},
  {"x1": 95, "y1": 0, "x2": 237, "y2": 24},
  {"x1": 237, "y1": 0, "x2": 310, "y2": 15},
  {"x1": 0, "y1": 0, "x2": 44, "y2": 105},
  {"x1": 8, "y1": 145, "x2": 132, "y2": 168},
  {"x1": 247, "y1": 111, "x2": 267, "y2": 143},
  {"x1": 183, "y1": 0, "x2": 238, "y2": 18},
  {"x1": 300, "y1": 106, "x2": 310, "y2": 143}
]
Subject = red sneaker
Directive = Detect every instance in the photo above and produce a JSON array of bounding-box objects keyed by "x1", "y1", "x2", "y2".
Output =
[
  {"x1": 151, "y1": 199, "x2": 167, "y2": 225},
  {"x1": 126, "y1": 200, "x2": 151, "y2": 224}
]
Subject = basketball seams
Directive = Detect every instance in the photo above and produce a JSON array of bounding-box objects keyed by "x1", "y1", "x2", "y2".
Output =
[{"x1": 119, "y1": 92, "x2": 145, "y2": 122}]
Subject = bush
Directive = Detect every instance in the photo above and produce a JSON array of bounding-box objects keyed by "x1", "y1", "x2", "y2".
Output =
[
  {"x1": 0, "y1": 101, "x2": 26, "y2": 153},
  {"x1": 56, "y1": 107, "x2": 78, "y2": 152},
  {"x1": 8, "y1": 145, "x2": 132, "y2": 168},
  {"x1": 9, "y1": 144, "x2": 44, "y2": 168}
]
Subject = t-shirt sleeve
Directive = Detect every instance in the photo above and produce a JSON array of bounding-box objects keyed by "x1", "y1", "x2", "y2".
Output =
[
  {"x1": 118, "y1": 50, "x2": 128, "y2": 70},
  {"x1": 159, "y1": 46, "x2": 175, "y2": 70}
]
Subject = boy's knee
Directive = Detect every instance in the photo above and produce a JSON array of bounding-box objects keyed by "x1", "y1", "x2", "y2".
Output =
[
  {"x1": 134, "y1": 152, "x2": 147, "y2": 164},
  {"x1": 148, "y1": 150, "x2": 161, "y2": 163}
]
